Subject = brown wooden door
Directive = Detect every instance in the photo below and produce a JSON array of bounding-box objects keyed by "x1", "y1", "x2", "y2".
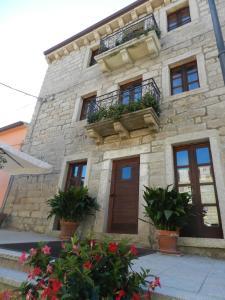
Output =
[
  {"x1": 174, "y1": 143, "x2": 223, "y2": 238},
  {"x1": 108, "y1": 157, "x2": 140, "y2": 234}
]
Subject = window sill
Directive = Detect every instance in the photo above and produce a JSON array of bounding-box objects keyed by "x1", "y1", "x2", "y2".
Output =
[
  {"x1": 164, "y1": 86, "x2": 209, "y2": 102},
  {"x1": 162, "y1": 19, "x2": 198, "y2": 37}
]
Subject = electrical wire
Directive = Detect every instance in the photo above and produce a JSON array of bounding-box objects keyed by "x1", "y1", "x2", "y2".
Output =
[{"x1": 0, "y1": 81, "x2": 42, "y2": 100}]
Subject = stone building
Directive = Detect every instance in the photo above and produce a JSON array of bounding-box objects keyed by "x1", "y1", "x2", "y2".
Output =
[{"x1": 3, "y1": 0, "x2": 225, "y2": 253}]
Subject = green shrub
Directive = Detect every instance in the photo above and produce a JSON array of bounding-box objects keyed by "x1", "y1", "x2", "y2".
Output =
[
  {"x1": 143, "y1": 185, "x2": 194, "y2": 231},
  {"x1": 47, "y1": 186, "x2": 99, "y2": 222}
]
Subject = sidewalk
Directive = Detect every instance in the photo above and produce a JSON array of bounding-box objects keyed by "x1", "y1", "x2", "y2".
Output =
[
  {"x1": 133, "y1": 253, "x2": 225, "y2": 300},
  {"x1": 0, "y1": 229, "x2": 59, "y2": 244}
]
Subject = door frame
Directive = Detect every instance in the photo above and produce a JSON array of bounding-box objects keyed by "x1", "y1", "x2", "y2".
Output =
[
  {"x1": 165, "y1": 130, "x2": 225, "y2": 239},
  {"x1": 107, "y1": 157, "x2": 140, "y2": 234}
]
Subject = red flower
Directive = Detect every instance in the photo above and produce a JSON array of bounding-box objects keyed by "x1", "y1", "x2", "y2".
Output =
[
  {"x1": 50, "y1": 279, "x2": 62, "y2": 293},
  {"x1": 94, "y1": 254, "x2": 102, "y2": 262},
  {"x1": 41, "y1": 287, "x2": 51, "y2": 298},
  {"x1": 47, "y1": 264, "x2": 53, "y2": 274},
  {"x1": 83, "y1": 260, "x2": 93, "y2": 270},
  {"x1": 149, "y1": 276, "x2": 161, "y2": 290},
  {"x1": 108, "y1": 242, "x2": 118, "y2": 253},
  {"x1": 144, "y1": 291, "x2": 152, "y2": 300},
  {"x1": 51, "y1": 296, "x2": 57, "y2": 300},
  {"x1": 116, "y1": 289, "x2": 126, "y2": 300},
  {"x1": 132, "y1": 292, "x2": 141, "y2": 300},
  {"x1": 19, "y1": 251, "x2": 27, "y2": 264},
  {"x1": 130, "y1": 245, "x2": 138, "y2": 256},
  {"x1": 30, "y1": 248, "x2": 37, "y2": 257},
  {"x1": 42, "y1": 245, "x2": 51, "y2": 255}
]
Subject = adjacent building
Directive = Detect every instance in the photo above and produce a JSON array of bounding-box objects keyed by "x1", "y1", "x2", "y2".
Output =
[
  {"x1": 0, "y1": 122, "x2": 28, "y2": 208},
  {"x1": 3, "y1": 0, "x2": 225, "y2": 253}
]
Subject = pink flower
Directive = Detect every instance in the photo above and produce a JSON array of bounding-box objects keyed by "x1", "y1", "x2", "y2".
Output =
[
  {"x1": 61, "y1": 242, "x2": 65, "y2": 249},
  {"x1": 2, "y1": 290, "x2": 11, "y2": 300},
  {"x1": 19, "y1": 251, "x2": 27, "y2": 264},
  {"x1": 130, "y1": 245, "x2": 138, "y2": 256},
  {"x1": 47, "y1": 264, "x2": 53, "y2": 274},
  {"x1": 116, "y1": 289, "x2": 126, "y2": 300},
  {"x1": 88, "y1": 239, "x2": 96, "y2": 248},
  {"x1": 30, "y1": 248, "x2": 37, "y2": 257},
  {"x1": 149, "y1": 276, "x2": 161, "y2": 290},
  {"x1": 108, "y1": 242, "x2": 118, "y2": 253},
  {"x1": 72, "y1": 244, "x2": 79, "y2": 253},
  {"x1": 26, "y1": 289, "x2": 33, "y2": 300},
  {"x1": 28, "y1": 267, "x2": 42, "y2": 280},
  {"x1": 42, "y1": 245, "x2": 51, "y2": 255}
]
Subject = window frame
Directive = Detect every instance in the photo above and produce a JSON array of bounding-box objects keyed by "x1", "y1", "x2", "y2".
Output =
[
  {"x1": 167, "y1": 6, "x2": 191, "y2": 31},
  {"x1": 80, "y1": 95, "x2": 96, "y2": 120},
  {"x1": 170, "y1": 61, "x2": 200, "y2": 95},
  {"x1": 119, "y1": 78, "x2": 142, "y2": 104},
  {"x1": 65, "y1": 161, "x2": 87, "y2": 190},
  {"x1": 89, "y1": 48, "x2": 99, "y2": 67}
]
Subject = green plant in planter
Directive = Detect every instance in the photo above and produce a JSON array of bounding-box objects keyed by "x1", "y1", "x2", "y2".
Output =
[
  {"x1": 47, "y1": 186, "x2": 99, "y2": 222},
  {"x1": 107, "y1": 102, "x2": 126, "y2": 121},
  {"x1": 143, "y1": 185, "x2": 194, "y2": 231},
  {"x1": 87, "y1": 106, "x2": 108, "y2": 124},
  {"x1": 141, "y1": 92, "x2": 160, "y2": 116}
]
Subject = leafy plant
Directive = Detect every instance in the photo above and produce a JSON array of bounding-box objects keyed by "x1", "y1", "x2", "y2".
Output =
[
  {"x1": 47, "y1": 186, "x2": 99, "y2": 222},
  {"x1": 143, "y1": 185, "x2": 194, "y2": 231},
  {"x1": 87, "y1": 92, "x2": 160, "y2": 124},
  {"x1": 16, "y1": 236, "x2": 160, "y2": 300}
]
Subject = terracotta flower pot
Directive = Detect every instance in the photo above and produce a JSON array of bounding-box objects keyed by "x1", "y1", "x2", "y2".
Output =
[
  {"x1": 60, "y1": 220, "x2": 79, "y2": 240},
  {"x1": 157, "y1": 229, "x2": 179, "y2": 254}
]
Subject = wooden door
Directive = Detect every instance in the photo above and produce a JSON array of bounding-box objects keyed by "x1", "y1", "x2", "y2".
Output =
[
  {"x1": 108, "y1": 157, "x2": 140, "y2": 234},
  {"x1": 174, "y1": 143, "x2": 223, "y2": 238}
]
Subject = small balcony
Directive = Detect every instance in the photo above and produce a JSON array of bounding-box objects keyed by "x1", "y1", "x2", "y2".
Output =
[
  {"x1": 95, "y1": 14, "x2": 161, "y2": 72},
  {"x1": 85, "y1": 78, "x2": 160, "y2": 145}
]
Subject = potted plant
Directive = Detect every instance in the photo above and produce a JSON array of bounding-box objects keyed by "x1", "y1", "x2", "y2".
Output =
[
  {"x1": 47, "y1": 186, "x2": 99, "y2": 240},
  {"x1": 143, "y1": 185, "x2": 193, "y2": 254}
]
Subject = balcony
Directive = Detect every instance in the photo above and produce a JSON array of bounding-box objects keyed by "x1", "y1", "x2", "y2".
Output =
[
  {"x1": 95, "y1": 14, "x2": 161, "y2": 72},
  {"x1": 85, "y1": 78, "x2": 160, "y2": 145}
]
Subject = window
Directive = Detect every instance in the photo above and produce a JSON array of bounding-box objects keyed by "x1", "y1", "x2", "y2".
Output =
[
  {"x1": 170, "y1": 61, "x2": 200, "y2": 95},
  {"x1": 80, "y1": 95, "x2": 96, "y2": 120},
  {"x1": 174, "y1": 143, "x2": 223, "y2": 238},
  {"x1": 120, "y1": 79, "x2": 142, "y2": 105},
  {"x1": 168, "y1": 6, "x2": 191, "y2": 31},
  {"x1": 89, "y1": 48, "x2": 99, "y2": 66},
  {"x1": 66, "y1": 161, "x2": 87, "y2": 189}
]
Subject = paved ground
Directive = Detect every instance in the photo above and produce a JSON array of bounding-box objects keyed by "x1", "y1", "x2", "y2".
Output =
[
  {"x1": 0, "y1": 229, "x2": 59, "y2": 244},
  {"x1": 133, "y1": 253, "x2": 225, "y2": 300}
]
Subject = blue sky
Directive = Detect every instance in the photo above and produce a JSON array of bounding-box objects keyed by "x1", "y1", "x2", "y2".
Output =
[{"x1": 0, "y1": 0, "x2": 134, "y2": 127}]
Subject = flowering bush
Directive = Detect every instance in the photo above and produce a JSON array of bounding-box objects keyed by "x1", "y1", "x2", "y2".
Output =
[
  {"x1": 0, "y1": 237, "x2": 160, "y2": 300},
  {"x1": 11, "y1": 236, "x2": 160, "y2": 300}
]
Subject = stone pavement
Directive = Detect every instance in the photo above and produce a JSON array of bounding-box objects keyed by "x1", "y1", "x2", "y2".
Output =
[
  {"x1": 0, "y1": 229, "x2": 59, "y2": 244},
  {"x1": 132, "y1": 253, "x2": 225, "y2": 300}
]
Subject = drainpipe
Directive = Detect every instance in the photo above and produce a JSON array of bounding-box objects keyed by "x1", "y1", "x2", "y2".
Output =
[{"x1": 208, "y1": 0, "x2": 225, "y2": 84}]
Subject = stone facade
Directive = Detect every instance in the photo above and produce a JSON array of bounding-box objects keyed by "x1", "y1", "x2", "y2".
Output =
[{"x1": 3, "y1": 0, "x2": 225, "y2": 247}]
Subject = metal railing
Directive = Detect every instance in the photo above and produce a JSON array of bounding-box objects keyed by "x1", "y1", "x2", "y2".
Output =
[
  {"x1": 87, "y1": 78, "x2": 160, "y2": 121},
  {"x1": 99, "y1": 14, "x2": 160, "y2": 54}
]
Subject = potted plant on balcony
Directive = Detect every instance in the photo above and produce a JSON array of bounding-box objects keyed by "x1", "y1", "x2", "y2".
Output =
[
  {"x1": 143, "y1": 185, "x2": 193, "y2": 254},
  {"x1": 47, "y1": 186, "x2": 99, "y2": 240}
]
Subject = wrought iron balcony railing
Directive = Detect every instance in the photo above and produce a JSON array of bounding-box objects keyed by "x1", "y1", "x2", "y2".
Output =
[
  {"x1": 99, "y1": 14, "x2": 160, "y2": 54},
  {"x1": 87, "y1": 78, "x2": 160, "y2": 124}
]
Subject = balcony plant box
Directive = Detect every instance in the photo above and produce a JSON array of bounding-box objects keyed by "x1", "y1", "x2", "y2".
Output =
[
  {"x1": 47, "y1": 186, "x2": 99, "y2": 240},
  {"x1": 143, "y1": 185, "x2": 194, "y2": 254}
]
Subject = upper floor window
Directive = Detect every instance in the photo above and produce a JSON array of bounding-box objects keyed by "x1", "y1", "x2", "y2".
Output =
[
  {"x1": 89, "y1": 48, "x2": 99, "y2": 67},
  {"x1": 80, "y1": 95, "x2": 96, "y2": 120},
  {"x1": 168, "y1": 6, "x2": 191, "y2": 31},
  {"x1": 170, "y1": 61, "x2": 200, "y2": 95},
  {"x1": 120, "y1": 79, "x2": 142, "y2": 105}
]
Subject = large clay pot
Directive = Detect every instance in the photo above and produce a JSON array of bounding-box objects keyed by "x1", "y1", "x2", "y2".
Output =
[
  {"x1": 60, "y1": 220, "x2": 79, "y2": 240},
  {"x1": 157, "y1": 229, "x2": 179, "y2": 254}
]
